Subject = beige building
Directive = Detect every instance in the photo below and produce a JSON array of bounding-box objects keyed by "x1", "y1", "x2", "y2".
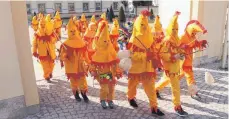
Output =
[
  {"x1": 0, "y1": 1, "x2": 228, "y2": 119},
  {"x1": 26, "y1": 1, "x2": 159, "y2": 18}
]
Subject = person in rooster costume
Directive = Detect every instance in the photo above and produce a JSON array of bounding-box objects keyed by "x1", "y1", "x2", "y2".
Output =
[
  {"x1": 73, "y1": 16, "x2": 81, "y2": 34},
  {"x1": 79, "y1": 14, "x2": 88, "y2": 37},
  {"x1": 155, "y1": 11, "x2": 189, "y2": 116},
  {"x1": 83, "y1": 15, "x2": 97, "y2": 60},
  {"x1": 110, "y1": 18, "x2": 120, "y2": 52},
  {"x1": 37, "y1": 12, "x2": 44, "y2": 21},
  {"x1": 156, "y1": 20, "x2": 208, "y2": 99},
  {"x1": 31, "y1": 16, "x2": 39, "y2": 32},
  {"x1": 151, "y1": 15, "x2": 165, "y2": 71},
  {"x1": 53, "y1": 11, "x2": 63, "y2": 40},
  {"x1": 31, "y1": 16, "x2": 56, "y2": 83},
  {"x1": 59, "y1": 17, "x2": 90, "y2": 103},
  {"x1": 126, "y1": 10, "x2": 164, "y2": 116},
  {"x1": 89, "y1": 19, "x2": 122, "y2": 109}
]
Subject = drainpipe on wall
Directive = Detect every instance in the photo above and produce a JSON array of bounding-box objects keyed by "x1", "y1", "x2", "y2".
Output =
[{"x1": 221, "y1": 4, "x2": 229, "y2": 69}]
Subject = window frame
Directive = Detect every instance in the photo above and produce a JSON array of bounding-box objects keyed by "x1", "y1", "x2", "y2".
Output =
[
  {"x1": 82, "y1": 2, "x2": 89, "y2": 12},
  {"x1": 54, "y1": 3, "x2": 62, "y2": 12},
  {"x1": 68, "y1": 3, "x2": 75, "y2": 12},
  {"x1": 113, "y1": 2, "x2": 119, "y2": 11},
  {"x1": 38, "y1": 3, "x2": 46, "y2": 13},
  {"x1": 95, "y1": 2, "x2": 102, "y2": 11}
]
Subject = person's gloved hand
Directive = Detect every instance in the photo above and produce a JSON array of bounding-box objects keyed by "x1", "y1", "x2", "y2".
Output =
[{"x1": 33, "y1": 52, "x2": 39, "y2": 58}]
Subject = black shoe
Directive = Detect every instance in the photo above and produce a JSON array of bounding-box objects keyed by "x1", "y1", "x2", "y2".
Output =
[
  {"x1": 108, "y1": 101, "x2": 114, "y2": 109},
  {"x1": 151, "y1": 108, "x2": 165, "y2": 116},
  {"x1": 81, "y1": 92, "x2": 89, "y2": 103},
  {"x1": 45, "y1": 78, "x2": 51, "y2": 83},
  {"x1": 129, "y1": 99, "x2": 138, "y2": 108},
  {"x1": 101, "y1": 100, "x2": 107, "y2": 109},
  {"x1": 191, "y1": 92, "x2": 201, "y2": 99},
  {"x1": 175, "y1": 107, "x2": 188, "y2": 117},
  {"x1": 156, "y1": 90, "x2": 162, "y2": 99},
  {"x1": 74, "y1": 92, "x2": 81, "y2": 102}
]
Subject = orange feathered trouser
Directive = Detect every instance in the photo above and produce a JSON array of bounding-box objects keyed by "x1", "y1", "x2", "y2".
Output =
[
  {"x1": 69, "y1": 76, "x2": 88, "y2": 93},
  {"x1": 40, "y1": 57, "x2": 55, "y2": 79}
]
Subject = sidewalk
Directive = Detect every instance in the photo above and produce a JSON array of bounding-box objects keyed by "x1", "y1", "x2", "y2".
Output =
[{"x1": 26, "y1": 27, "x2": 228, "y2": 119}]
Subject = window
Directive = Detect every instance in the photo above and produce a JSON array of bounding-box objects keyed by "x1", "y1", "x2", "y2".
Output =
[
  {"x1": 113, "y1": 2, "x2": 118, "y2": 10},
  {"x1": 38, "y1": 3, "x2": 46, "y2": 13},
  {"x1": 68, "y1": 3, "x2": 75, "y2": 12},
  {"x1": 83, "y1": 2, "x2": 89, "y2": 12},
  {"x1": 152, "y1": 0, "x2": 159, "y2": 6},
  {"x1": 95, "y1": 2, "x2": 101, "y2": 11},
  {"x1": 26, "y1": 4, "x2": 31, "y2": 14},
  {"x1": 55, "y1": 3, "x2": 62, "y2": 12}
]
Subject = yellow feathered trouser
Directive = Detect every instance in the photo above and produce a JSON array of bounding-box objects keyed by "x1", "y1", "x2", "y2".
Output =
[
  {"x1": 156, "y1": 73, "x2": 181, "y2": 106},
  {"x1": 99, "y1": 84, "x2": 115, "y2": 101},
  {"x1": 128, "y1": 77, "x2": 157, "y2": 108},
  {"x1": 40, "y1": 57, "x2": 55, "y2": 79},
  {"x1": 156, "y1": 69, "x2": 195, "y2": 92},
  {"x1": 127, "y1": 50, "x2": 158, "y2": 108},
  {"x1": 94, "y1": 67, "x2": 116, "y2": 101}
]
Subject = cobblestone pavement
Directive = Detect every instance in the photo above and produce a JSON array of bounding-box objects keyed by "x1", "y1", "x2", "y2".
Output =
[{"x1": 25, "y1": 28, "x2": 228, "y2": 119}]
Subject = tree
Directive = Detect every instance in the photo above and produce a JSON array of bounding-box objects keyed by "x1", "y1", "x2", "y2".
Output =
[
  {"x1": 109, "y1": 6, "x2": 115, "y2": 22},
  {"x1": 150, "y1": 8, "x2": 155, "y2": 20},
  {"x1": 119, "y1": 6, "x2": 126, "y2": 25},
  {"x1": 106, "y1": 8, "x2": 109, "y2": 19}
]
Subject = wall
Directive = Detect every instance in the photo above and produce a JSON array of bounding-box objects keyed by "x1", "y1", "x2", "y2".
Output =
[
  {"x1": 158, "y1": 0, "x2": 228, "y2": 64},
  {"x1": 158, "y1": 0, "x2": 191, "y2": 36},
  {"x1": 0, "y1": 1, "x2": 40, "y2": 118},
  {"x1": 201, "y1": 1, "x2": 228, "y2": 59},
  {"x1": 11, "y1": 1, "x2": 40, "y2": 107},
  {"x1": 0, "y1": 1, "x2": 24, "y2": 100}
]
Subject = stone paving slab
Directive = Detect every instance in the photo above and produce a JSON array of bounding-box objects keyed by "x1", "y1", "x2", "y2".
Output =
[{"x1": 26, "y1": 27, "x2": 228, "y2": 119}]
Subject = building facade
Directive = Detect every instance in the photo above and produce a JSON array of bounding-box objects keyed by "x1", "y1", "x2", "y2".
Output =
[{"x1": 26, "y1": 1, "x2": 159, "y2": 18}]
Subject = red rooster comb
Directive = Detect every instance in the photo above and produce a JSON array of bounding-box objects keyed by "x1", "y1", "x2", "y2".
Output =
[
  {"x1": 141, "y1": 10, "x2": 151, "y2": 16},
  {"x1": 175, "y1": 11, "x2": 181, "y2": 15}
]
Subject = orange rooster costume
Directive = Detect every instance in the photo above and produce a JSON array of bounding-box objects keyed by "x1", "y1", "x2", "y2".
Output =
[
  {"x1": 31, "y1": 16, "x2": 38, "y2": 31},
  {"x1": 90, "y1": 19, "x2": 122, "y2": 109},
  {"x1": 126, "y1": 10, "x2": 164, "y2": 116},
  {"x1": 53, "y1": 11, "x2": 62, "y2": 40},
  {"x1": 83, "y1": 15, "x2": 97, "y2": 60},
  {"x1": 32, "y1": 15, "x2": 56, "y2": 82},
  {"x1": 156, "y1": 11, "x2": 188, "y2": 116},
  {"x1": 110, "y1": 18, "x2": 120, "y2": 52},
  {"x1": 59, "y1": 17, "x2": 90, "y2": 102},
  {"x1": 79, "y1": 14, "x2": 88, "y2": 36}
]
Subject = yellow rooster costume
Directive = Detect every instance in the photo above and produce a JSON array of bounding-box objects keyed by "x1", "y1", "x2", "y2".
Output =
[
  {"x1": 110, "y1": 18, "x2": 120, "y2": 52},
  {"x1": 32, "y1": 16, "x2": 56, "y2": 82},
  {"x1": 79, "y1": 14, "x2": 88, "y2": 36},
  {"x1": 60, "y1": 17, "x2": 90, "y2": 102},
  {"x1": 90, "y1": 19, "x2": 121, "y2": 109},
  {"x1": 126, "y1": 10, "x2": 164, "y2": 116},
  {"x1": 156, "y1": 11, "x2": 188, "y2": 116},
  {"x1": 53, "y1": 11, "x2": 62, "y2": 39},
  {"x1": 31, "y1": 16, "x2": 38, "y2": 31},
  {"x1": 83, "y1": 15, "x2": 97, "y2": 60}
]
